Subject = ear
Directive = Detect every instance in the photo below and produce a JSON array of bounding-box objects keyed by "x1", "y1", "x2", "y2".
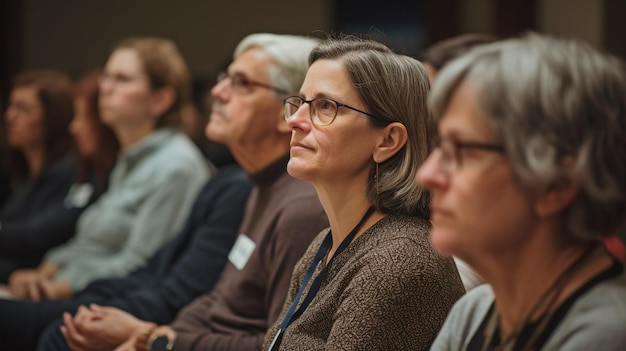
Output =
[
  {"x1": 372, "y1": 122, "x2": 408, "y2": 163},
  {"x1": 534, "y1": 159, "x2": 580, "y2": 218},
  {"x1": 149, "y1": 86, "x2": 176, "y2": 118}
]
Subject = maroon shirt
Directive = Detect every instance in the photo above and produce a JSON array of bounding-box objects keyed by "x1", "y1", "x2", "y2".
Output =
[{"x1": 170, "y1": 155, "x2": 328, "y2": 351}]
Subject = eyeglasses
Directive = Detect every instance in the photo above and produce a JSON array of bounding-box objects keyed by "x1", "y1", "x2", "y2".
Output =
[
  {"x1": 98, "y1": 72, "x2": 145, "y2": 86},
  {"x1": 217, "y1": 72, "x2": 289, "y2": 95},
  {"x1": 283, "y1": 95, "x2": 382, "y2": 126},
  {"x1": 437, "y1": 138, "x2": 505, "y2": 173}
]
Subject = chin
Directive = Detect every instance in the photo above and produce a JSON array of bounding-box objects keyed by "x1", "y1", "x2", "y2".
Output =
[
  {"x1": 286, "y1": 158, "x2": 311, "y2": 180},
  {"x1": 429, "y1": 227, "x2": 461, "y2": 256}
]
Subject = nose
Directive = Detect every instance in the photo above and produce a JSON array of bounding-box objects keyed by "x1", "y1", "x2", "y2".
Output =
[
  {"x1": 285, "y1": 102, "x2": 312, "y2": 131},
  {"x1": 99, "y1": 78, "x2": 114, "y2": 95},
  {"x1": 417, "y1": 150, "x2": 448, "y2": 192},
  {"x1": 5, "y1": 105, "x2": 17, "y2": 123},
  {"x1": 69, "y1": 117, "x2": 79, "y2": 135},
  {"x1": 211, "y1": 78, "x2": 231, "y2": 102}
]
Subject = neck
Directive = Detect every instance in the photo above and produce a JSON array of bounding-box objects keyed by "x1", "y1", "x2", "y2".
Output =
[
  {"x1": 114, "y1": 122, "x2": 156, "y2": 149},
  {"x1": 23, "y1": 145, "x2": 45, "y2": 177},
  {"x1": 478, "y1": 227, "x2": 609, "y2": 337},
  {"x1": 230, "y1": 135, "x2": 291, "y2": 174},
  {"x1": 313, "y1": 177, "x2": 385, "y2": 261}
]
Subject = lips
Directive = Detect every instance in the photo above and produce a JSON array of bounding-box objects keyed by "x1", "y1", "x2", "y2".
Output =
[
  {"x1": 210, "y1": 104, "x2": 229, "y2": 121},
  {"x1": 290, "y1": 141, "x2": 312, "y2": 151},
  {"x1": 430, "y1": 206, "x2": 453, "y2": 221}
]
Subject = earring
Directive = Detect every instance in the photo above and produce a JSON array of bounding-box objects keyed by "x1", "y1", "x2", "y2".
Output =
[{"x1": 375, "y1": 162, "x2": 380, "y2": 195}]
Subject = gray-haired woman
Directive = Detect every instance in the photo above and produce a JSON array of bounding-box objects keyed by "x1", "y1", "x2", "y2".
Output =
[{"x1": 419, "y1": 33, "x2": 626, "y2": 350}]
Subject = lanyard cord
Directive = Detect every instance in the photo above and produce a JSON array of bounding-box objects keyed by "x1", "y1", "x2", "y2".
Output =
[
  {"x1": 480, "y1": 244, "x2": 602, "y2": 351},
  {"x1": 268, "y1": 206, "x2": 376, "y2": 351}
]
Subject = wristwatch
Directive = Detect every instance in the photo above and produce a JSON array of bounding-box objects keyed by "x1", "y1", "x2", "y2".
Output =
[{"x1": 150, "y1": 334, "x2": 174, "y2": 351}]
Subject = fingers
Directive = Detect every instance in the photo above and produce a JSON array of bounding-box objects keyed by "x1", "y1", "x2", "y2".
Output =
[
  {"x1": 61, "y1": 313, "x2": 89, "y2": 351},
  {"x1": 113, "y1": 337, "x2": 137, "y2": 351},
  {"x1": 74, "y1": 305, "x2": 93, "y2": 332},
  {"x1": 40, "y1": 279, "x2": 55, "y2": 300},
  {"x1": 61, "y1": 326, "x2": 88, "y2": 351},
  {"x1": 26, "y1": 279, "x2": 43, "y2": 301}
]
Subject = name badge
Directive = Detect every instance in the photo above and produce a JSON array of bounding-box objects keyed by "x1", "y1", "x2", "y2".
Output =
[
  {"x1": 228, "y1": 234, "x2": 256, "y2": 270},
  {"x1": 64, "y1": 183, "x2": 94, "y2": 208}
]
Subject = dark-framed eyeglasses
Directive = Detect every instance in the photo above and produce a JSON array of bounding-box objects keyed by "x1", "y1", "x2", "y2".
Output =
[
  {"x1": 437, "y1": 138, "x2": 505, "y2": 173},
  {"x1": 283, "y1": 95, "x2": 382, "y2": 126},
  {"x1": 217, "y1": 71, "x2": 289, "y2": 95}
]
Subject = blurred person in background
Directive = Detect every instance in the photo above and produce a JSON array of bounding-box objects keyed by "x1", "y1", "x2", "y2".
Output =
[
  {"x1": 181, "y1": 75, "x2": 235, "y2": 168},
  {"x1": 6, "y1": 37, "x2": 209, "y2": 302},
  {"x1": 47, "y1": 32, "x2": 327, "y2": 351},
  {"x1": 418, "y1": 33, "x2": 498, "y2": 84},
  {"x1": 419, "y1": 33, "x2": 499, "y2": 291},
  {"x1": 0, "y1": 70, "x2": 79, "y2": 282},
  {"x1": 69, "y1": 69, "x2": 119, "y2": 201}
]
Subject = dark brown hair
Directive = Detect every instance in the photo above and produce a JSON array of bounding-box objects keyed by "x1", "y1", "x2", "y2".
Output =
[
  {"x1": 74, "y1": 70, "x2": 120, "y2": 195},
  {"x1": 6, "y1": 70, "x2": 74, "y2": 180},
  {"x1": 419, "y1": 33, "x2": 498, "y2": 71}
]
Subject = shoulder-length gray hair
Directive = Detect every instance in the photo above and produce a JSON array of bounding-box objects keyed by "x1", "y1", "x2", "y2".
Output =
[
  {"x1": 310, "y1": 36, "x2": 434, "y2": 218},
  {"x1": 431, "y1": 32, "x2": 626, "y2": 240}
]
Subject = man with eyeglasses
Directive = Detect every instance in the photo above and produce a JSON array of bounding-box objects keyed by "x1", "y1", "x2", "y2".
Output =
[{"x1": 42, "y1": 33, "x2": 327, "y2": 351}]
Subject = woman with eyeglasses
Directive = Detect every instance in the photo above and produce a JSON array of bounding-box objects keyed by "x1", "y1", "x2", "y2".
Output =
[
  {"x1": 419, "y1": 33, "x2": 626, "y2": 350},
  {"x1": 263, "y1": 36, "x2": 465, "y2": 351},
  {"x1": 6, "y1": 37, "x2": 209, "y2": 301}
]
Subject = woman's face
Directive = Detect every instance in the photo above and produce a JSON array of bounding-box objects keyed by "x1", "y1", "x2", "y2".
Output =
[
  {"x1": 417, "y1": 81, "x2": 535, "y2": 263},
  {"x1": 5, "y1": 85, "x2": 45, "y2": 151},
  {"x1": 98, "y1": 48, "x2": 154, "y2": 129},
  {"x1": 286, "y1": 59, "x2": 380, "y2": 185},
  {"x1": 70, "y1": 97, "x2": 100, "y2": 158}
]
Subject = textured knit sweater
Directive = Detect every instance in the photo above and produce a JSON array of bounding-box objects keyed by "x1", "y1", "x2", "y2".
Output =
[{"x1": 264, "y1": 214, "x2": 465, "y2": 351}]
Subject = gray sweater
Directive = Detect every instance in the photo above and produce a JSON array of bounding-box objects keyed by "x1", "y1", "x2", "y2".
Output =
[
  {"x1": 431, "y1": 267, "x2": 626, "y2": 350},
  {"x1": 45, "y1": 129, "x2": 209, "y2": 290}
]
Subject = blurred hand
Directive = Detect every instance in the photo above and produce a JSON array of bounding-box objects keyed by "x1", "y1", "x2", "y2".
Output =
[
  {"x1": 62, "y1": 304, "x2": 151, "y2": 351},
  {"x1": 40, "y1": 280, "x2": 73, "y2": 300},
  {"x1": 8, "y1": 268, "x2": 46, "y2": 300},
  {"x1": 113, "y1": 336, "x2": 139, "y2": 351}
]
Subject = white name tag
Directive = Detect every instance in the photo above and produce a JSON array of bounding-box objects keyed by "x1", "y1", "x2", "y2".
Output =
[
  {"x1": 228, "y1": 234, "x2": 256, "y2": 270},
  {"x1": 64, "y1": 183, "x2": 94, "y2": 208}
]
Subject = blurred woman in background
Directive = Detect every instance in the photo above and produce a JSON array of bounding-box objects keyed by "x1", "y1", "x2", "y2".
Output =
[
  {"x1": 69, "y1": 69, "x2": 119, "y2": 202},
  {"x1": 0, "y1": 70, "x2": 79, "y2": 282},
  {"x1": 7, "y1": 37, "x2": 209, "y2": 301}
]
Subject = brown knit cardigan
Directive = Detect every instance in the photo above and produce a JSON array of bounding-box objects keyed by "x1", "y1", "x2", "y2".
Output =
[{"x1": 264, "y1": 214, "x2": 465, "y2": 351}]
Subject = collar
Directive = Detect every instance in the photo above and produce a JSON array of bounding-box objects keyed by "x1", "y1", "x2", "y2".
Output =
[
  {"x1": 118, "y1": 129, "x2": 176, "y2": 171},
  {"x1": 249, "y1": 153, "x2": 290, "y2": 187}
]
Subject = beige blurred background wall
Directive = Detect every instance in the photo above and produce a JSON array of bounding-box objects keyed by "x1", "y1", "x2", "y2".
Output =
[
  {"x1": 19, "y1": 0, "x2": 333, "y2": 77},
  {"x1": 2, "y1": 0, "x2": 625, "y2": 97}
]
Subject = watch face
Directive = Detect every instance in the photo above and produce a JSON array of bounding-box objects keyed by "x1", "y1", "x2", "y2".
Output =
[{"x1": 150, "y1": 335, "x2": 170, "y2": 351}]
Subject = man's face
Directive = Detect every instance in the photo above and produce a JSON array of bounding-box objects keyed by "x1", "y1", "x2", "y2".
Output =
[{"x1": 206, "y1": 48, "x2": 285, "y2": 149}]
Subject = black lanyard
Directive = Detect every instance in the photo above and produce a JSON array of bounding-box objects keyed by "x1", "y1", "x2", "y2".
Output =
[
  {"x1": 268, "y1": 206, "x2": 376, "y2": 351},
  {"x1": 479, "y1": 244, "x2": 603, "y2": 351}
]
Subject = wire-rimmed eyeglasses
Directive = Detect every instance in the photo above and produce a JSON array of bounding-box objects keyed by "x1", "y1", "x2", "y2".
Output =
[
  {"x1": 283, "y1": 96, "x2": 383, "y2": 126},
  {"x1": 437, "y1": 138, "x2": 505, "y2": 173},
  {"x1": 217, "y1": 72, "x2": 289, "y2": 95}
]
